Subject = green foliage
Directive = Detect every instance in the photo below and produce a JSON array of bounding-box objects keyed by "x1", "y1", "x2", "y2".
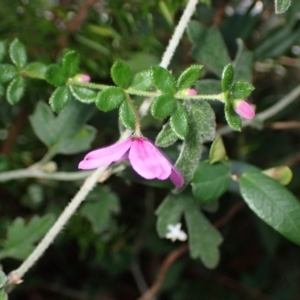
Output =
[
  {"x1": 275, "y1": 0, "x2": 292, "y2": 13},
  {"x1": 240, "y1": 171, "x2": 300, "y2": 245},
  {"x1": 45, "y1": 65, "x2": 68, "y2": 86},
  {"x1": 176, "y1": 65, "x2": 203, "y2": 90},
  {"x1": 130, "y1": 69, "x2": 152, "y2": 91},
  {"x1": 0, "y1": 215, "x2": 55, "y2": 260},
  {"x1": 9, "y1": 39, "x2": 27, "y2": 68},
  {"x1": 0, "y1": 64, "x2": 17, "y2": 83},
  {"x1": 221, "y1": 64, "x2": 234, "y2": 92},
  {"x1": 192, "y1": 161, "x2": 231, "y2": 203},
  {"x1": 0, "y1": 290, "x2": 7, "y2": 300},
  {"x1": 224, "y1": 102, "x2": 242, "y2": 131},
  {"x1": 23, "y1": 62, "x2": 47, "y2": 79},
  {"x1": 49, "y1": 86, "x2": 71, "y2": 112},
  {"x1": 29, "y1": 100, "x2": 96, "y2": 154},
  {"x1": 150, "y1": 66, "x2": 176, "y2": 93},
  {"x1": 231, "y1": 82, "x2": 255, "y2": 99},
  {"x1": 151, "y1": 94, "x2": 176, "y2": 119},
  {"x1": 80, "y1": 188, "x2": 120, "y2": 234},
  {"x1": 119, "y1": 100, "x2": 136, "y2": 129},
  {"x1": 96, "y1": 87, "x2": 126, "y2": 111},
  {"x1": 175, "y1": 101, "x2": 215, "y2": 188},
  {"x1": 6, "y1": 76, "x2": 25, "y2": 105},
  {"x1": 69, "y1": 86, "x2": 97, "y2": 103},
  {"x1": 170, "y1": 101, "x2": 188, "y2": 139},
  {"x1": 0, "y1": 271, "x2": 6, "y2": 288},
  {"x1": 111, "y1": 60, "x2": 132, "y2": 88},
  {"x1": 62, "y1": 51, "x2": 80, "y2": 77},
  {"x1": 209, "y1": 136, "x2": 227, "y2": 164},
  {"x1": 0, "y1": 41, "x2": 6, "y2": 63},
  {"x1": 155, "y1": 121, "x2": 179, "y2": 147}
]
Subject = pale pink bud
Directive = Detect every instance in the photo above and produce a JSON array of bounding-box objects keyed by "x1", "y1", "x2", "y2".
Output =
[
  {"x1": 234, "y1": 100, "x2": 255, "y2": 119},
  {"x1": 78, "y1": 137, "x2": 184, "y2": 187},
  {"x1": 186, "y1": 88, "x2": 197, "y2": 95},
  {"x1": 73, "y1": 74, "x2": 91, "y2": 82}
]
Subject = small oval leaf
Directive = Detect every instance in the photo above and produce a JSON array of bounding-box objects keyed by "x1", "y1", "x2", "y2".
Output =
[
  {"x1": 119, "y1": 100, "x2": 136, "y2": 129},
  {"x1": 151, "y1": 94, "x2": 175, "y2": 119},
  {"x1": 221, "y1": 64, "x2": 234, "y2": 92},
  {"x1": 224, "y1": 102, "x2": 242, "y2": 131},
  {"x1": 170, "y1": 101, "x2": 188, "y2": 139},
  {"x1": 151, "y1": 66, "x2": 176, "y2": 93},
  {"x1": 130, "y1": 69, "x2": 152, "y2": 91},
  {"x1": 155, "y1": 121, "x2": 178, "y2": 148},
  {"x1": 240, "y1": 171, "x2": 300, "y2": 245},
  {"x1": 176, "y1": 64, "x2": 203, "y2": 90},
  {"x1": 9, "y1": 39, "x2": 27, "y2": 68},
  {"x1": 6, "y1": 76, "x2": 25, "y2": 105},
  {"x1": 0, "y1": 64, "x2": 17, "y2": 83},
  {"x1": 23, "y1": 62, "x2": 47, "y2": 79},
  {"x1": 62, "y1": 51, "x2": 80, "y2": 77},
  {"x1": 45, "y1": 65, "x2": 68, "y2": 86},
  {"x1": 192, "y1": 160, "x2": 231, "y2": 203},
  {"x1": 231, "y1": 81, "x2": 255, "y2": 99},
  {"x1": 69, "y1": 85, "x2": 97, "y2": 103},
  {"x1": 111, "y1": 60, "x2": 132, "y2": 88},
  {"x1": 96, "y1": 87, "x2": 125, "y2": 111},
  {"x1": 275, "y1": 0, "x2": 291, "y2": 14},
  {"x1": 49, "y1": 86, "x2": 71, "y2": 112}
]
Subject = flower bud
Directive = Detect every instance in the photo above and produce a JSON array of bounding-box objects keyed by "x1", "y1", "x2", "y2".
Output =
[
  {"x1": 234, "y1": 99, "x2": 255, "y2": 119},
  {"x1": 73, "y1": 74, "x2": 91, "y2": 83},
  {"x1": 186, "y1": 88, "x2": 197, "y2": 95}
]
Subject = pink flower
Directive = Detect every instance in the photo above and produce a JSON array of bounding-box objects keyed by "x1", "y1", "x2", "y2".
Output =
[
  {"x1": 234, "y1": 100, "x2": 255, "y2": 119},
  {"x1": 78, "y1": 137, "x2": 184, "y2": 187}
]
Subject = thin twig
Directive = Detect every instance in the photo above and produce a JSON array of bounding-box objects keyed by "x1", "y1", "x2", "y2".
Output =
[
  {"x1": 267, "y1": 121, "x2": 300, "y2": 129},
  {"x1": 137, "y1": 201, "x2": 245, "y2": 300}
]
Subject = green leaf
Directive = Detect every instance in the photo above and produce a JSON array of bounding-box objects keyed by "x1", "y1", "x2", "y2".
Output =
[
  {"x1": 6, "y1": 76, "x2": 25, "y2": 105},
  {"x1": 0, "y1": 64, "x2": 17, "y2": 83},
  {"x1": 96, "y1": 87, "x2": 125, "y2": 111},
  {"x1": 175, "y1": 101, "x2": 215, "y2": 189},
  {"x1": 119, "y1": 100, "x2": 136, "y2": 130},
  {"x1": 195, "y1": 79, "x2": 222, "y2": 94},
  {"x1": 151, "y1": 94, "x2": 176, "y2": 119},
  {"x1": 130, "y1": 69, "x2": 152, "y2": 91},
  {"x1": 29, "y1": 100, "x2": 96, "y2": 154},
  {"x1": 192, "y1": 160, "x2": 231, "y2": 203},
  {"x1": 56, "y1": 125, "x2": 96, "y2": 154},
  {"x1": 170, "y1": 101, "x2": 188, "y2": 139},
  {"x1": 184, "y1": 197, "x2": 223, "y2": 268},
  {"x1": 209, "y1": 135, "x2": 227, "y2": 164},
  {"x1": 221, "y1": 64, "x2": 234, "y2": 92},
  {"x1": 156, "y1": 193, "x2": 186, "y2": 237},
  {"x1": 0, "y1": 289, "x2": 7, "y2": 300},
  {"x1": 176, "y1": 65, "x2": 203, "y2": 90},
  {"x1": 155, "y1": 121, "x2": 178, "y2": 148},
  {"x1": 150, "y1": 66, "x2": 176, "y2": 93},
  {"x1": 224, "y1": 102, "x2": 242, "y2": 131},
  {"x1": 111, "y1": 60, "x2": 132, "y2": 88},
  {"x1": 190, "y1": 23, "x2": 231, "y2": 76},
  {"x1": 49, "y1": 86, "x2": 71, "y2": 112},
  {"x1": 62, "y1": 51, "x2": 80, "y2": 77},
  {"x1": 69, "y1": 85, "x2": 97, "y2": 103},
  {"x1": 275, "y1": 0, "x2": 291, "y2": 13},
  {"x1": 80, "y1": 188, "x2": 120, "y2": 234},
  {"x1": 29, "y1": 102, "x2": 56, "y2": 147},
  {"x1": 0, "y1": 271, "x2": 6, "y2": 289},
  {"x1": 233, "y1": 39, "x2": 253, "y2": 83},
  {"x1": 23, "y1": 62, "x2": 47, "y2": 79},
  {"x1": 9, "y1": 39, "x2": 27, "y2": 68},
  {"x1": 45, "y1": 64, "x2": 68, "y2": 86},
  {"x1": 262, "y1": 166, "x2": 293, "y2": 186},
  {"x1": 231, "y1": 82, "x2": 254, "y2": 99},
  {"x1": 240, "y1": 171, "x2": 300, "y2": 245},
  {"x1": 0, "y1": 215, "x2": 55, "y2": 260},
  {"x1": 0, "y1": 40, "x2": 7, "y2": 63}
]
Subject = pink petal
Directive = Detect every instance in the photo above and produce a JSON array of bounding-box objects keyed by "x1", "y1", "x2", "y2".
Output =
[
  {"x1": 234, "y1": 100, "x2": 255, "y2": 119},
  {"x1": 169, "y1": 166, "x2": 184, "y2": 187},
  {"x1": 78, "y1": 138, "x2": 132, "y2": 169},
  {"x1": 129, "y1": 138, "x2": 172, "y2": 180}
]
